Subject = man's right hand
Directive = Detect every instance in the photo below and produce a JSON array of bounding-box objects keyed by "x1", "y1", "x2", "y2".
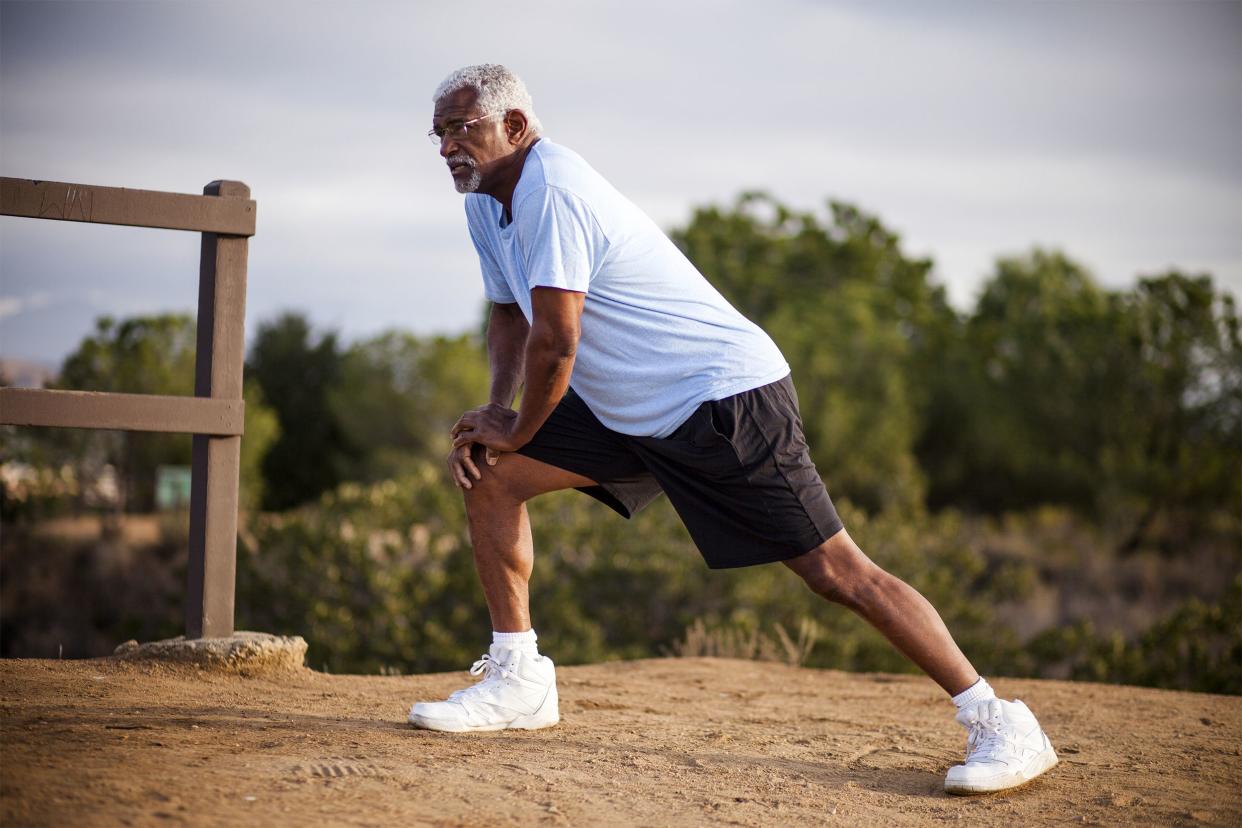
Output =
[{"x1": 446, "y1": 441, "x2": 501, "y2": 490}]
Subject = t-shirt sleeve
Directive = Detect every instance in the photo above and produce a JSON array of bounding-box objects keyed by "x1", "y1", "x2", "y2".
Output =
[
  {"x1": 513, "y1": 185, "x2": 606, "y2": 294},
  {"x1": 465, "y1": 201, "x2": 516, "y2": 304}
]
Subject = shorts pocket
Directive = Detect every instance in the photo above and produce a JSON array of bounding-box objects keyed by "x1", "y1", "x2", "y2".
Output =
[{"x1": 684, "y1": 398, "x2": 738, "y2": 449}]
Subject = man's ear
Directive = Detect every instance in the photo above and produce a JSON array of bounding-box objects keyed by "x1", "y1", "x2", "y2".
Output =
[{"x1": 505, "y1": 110, "x2": 529, "y2": 145}]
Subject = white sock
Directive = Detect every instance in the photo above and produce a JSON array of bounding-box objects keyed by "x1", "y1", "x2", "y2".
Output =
[
  {"x1": 951, "y1": 676, "x2": 996, "y2": 710},
  {"x1": 492, "y1": 628, "x2": 538, "y2": 654}
]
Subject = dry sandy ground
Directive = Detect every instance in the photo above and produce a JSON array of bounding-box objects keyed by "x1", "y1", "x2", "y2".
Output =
[{"x1": 2, "y1": 657, "x2": 1239, "y2": 827}]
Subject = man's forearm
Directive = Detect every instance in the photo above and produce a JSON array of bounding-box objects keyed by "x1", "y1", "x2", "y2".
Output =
[
  {"x1": 464, "y1": 291, "x2": 581, "y2": 452},
  {"x1": 487, "y1": 306, "x2": 529, "y2": 407},
  {"x1": 511, "y1": 330, "x2": 575, "y2": 445},
  {"x1": 489, "y1": 349, "x2": 525, "y2": 407}
]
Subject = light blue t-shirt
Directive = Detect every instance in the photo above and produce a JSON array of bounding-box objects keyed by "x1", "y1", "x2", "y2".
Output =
[{"x1": 465, "y1": 138, "x2": 790, "y2": 438}]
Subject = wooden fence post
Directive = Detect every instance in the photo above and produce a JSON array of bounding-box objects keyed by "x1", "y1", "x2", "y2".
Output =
[{"x1": 186, "y1": 180, "x2": 250, "y2": 639}]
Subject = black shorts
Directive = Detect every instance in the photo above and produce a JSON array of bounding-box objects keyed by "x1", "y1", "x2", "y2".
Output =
[{"x1": 515, "y1": 374, "x2": 844, "y2": 569}]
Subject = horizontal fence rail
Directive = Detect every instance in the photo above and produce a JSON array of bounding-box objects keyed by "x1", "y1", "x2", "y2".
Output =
[
  {"x1": 0, "y1": 388, "x2": 244, "y2": 436},
  {"x1": 1, "y1": 177, "x2": 254, "y2": 640},
  {"x1": 0, "y1": 177, "x2": 256, "y2": 235}
]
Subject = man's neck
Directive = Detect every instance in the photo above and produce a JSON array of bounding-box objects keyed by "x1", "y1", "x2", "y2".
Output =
[{"x1": 482, "y1": 137, "x2": 541, "y2": 221}]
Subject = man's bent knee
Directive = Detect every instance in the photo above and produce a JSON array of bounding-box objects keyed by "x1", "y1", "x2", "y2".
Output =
[
  {"x1": 462, "y1": 454, "x2": 527, "y2": 507},
  {"x1": 462, "y1": 450, "x2": 596, "y2": 508},
  {"x1": 783, "y1": 531, "x2": 885, "y2": 608}
]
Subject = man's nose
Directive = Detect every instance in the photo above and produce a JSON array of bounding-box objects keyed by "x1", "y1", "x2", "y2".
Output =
[{"x1": 439, "y1": 136, "x2": 459, "y2": 158}]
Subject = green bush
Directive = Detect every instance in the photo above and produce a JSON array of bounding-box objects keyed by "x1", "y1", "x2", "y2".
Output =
[
  {"x1": 235, "y1": 468, "x2": 1238, "y2": 695},
  {"x1": 1023, "y1": 576, "x2": 1242, "y2": 694},
  {"x1": 235, "y1": 468, "x2": 1026, "y2": 680}
]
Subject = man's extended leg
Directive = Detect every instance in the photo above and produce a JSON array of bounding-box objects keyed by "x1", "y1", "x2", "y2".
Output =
[
  {"x1": 783, "y1": 529, "x2": 1057, "y2": 794},
  {"x1": 408, "y1": 450, "x2": 596, "y2": 733},
  {"x1": 781, "y1": 528, "x2": 977, "y2": 695}
]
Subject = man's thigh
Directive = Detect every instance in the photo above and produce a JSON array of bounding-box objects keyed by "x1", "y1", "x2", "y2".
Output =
[
  {"x1": 514, "y1": 389, "x2": 662, "y2": 518},
  {"x1": 632, "y1": 375, "x2": 844, "y2": 569},
  {"x1": 479, "y1": 447, "x2": 600, "y2": 502}
]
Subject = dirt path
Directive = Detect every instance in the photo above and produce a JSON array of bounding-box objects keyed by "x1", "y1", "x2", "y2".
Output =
[{"x1": 2, "y1": 657, "x2": 1239, "y2": 826}]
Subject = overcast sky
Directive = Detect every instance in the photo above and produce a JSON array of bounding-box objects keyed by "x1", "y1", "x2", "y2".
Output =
[{"x1": 2, "y1": 0, "x2": 1239, "y2": 368}]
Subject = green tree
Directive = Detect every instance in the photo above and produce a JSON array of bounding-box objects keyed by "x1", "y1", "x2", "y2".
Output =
[
  {"x1": 238, "y1": 381, "x2": 280, "y2": 513},
  {"x1": 330, "y1": 332, "x2": 490, "y2": 483},
  {"x1": 1115, "y1": 273, "x2": 1242, "y2": 549},
  {"x1": 6, "y1": 313, "x2": 276, "y2": 516},
  {"x1": 247, "y1": 313, "x2": 351, "y2": 510},
  {"x1": 918, "y1": 254, "x2": 1242, "y2": 545},
  {"x1": 56, "y1": 315, "x2": 197, "y2": 512},
  {"x1": 671, "y1": 193, "x2": 954, "y2": 513},
  {"x1": 919, "y1": 250, "x2": 1133, "y2": 513}
]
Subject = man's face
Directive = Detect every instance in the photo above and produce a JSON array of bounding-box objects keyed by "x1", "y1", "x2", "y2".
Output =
[{"x1": 432, "y1": 87, "x2": 514, "y2": 194}]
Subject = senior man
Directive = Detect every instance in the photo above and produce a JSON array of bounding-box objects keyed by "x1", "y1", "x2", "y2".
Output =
[{"x1": 408, "y1": 64, "x2": 1057, "y2": 795}]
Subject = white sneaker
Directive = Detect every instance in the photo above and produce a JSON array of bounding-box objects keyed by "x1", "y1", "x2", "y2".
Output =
[
  {"x1": 944, "y1": 698, "x2": 1058, "y2": 795},
  {"x1": 407, "y1": 645, "x2": 559, "y2": 733}
]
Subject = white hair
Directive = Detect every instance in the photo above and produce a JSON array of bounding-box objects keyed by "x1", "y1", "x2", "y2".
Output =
[{"x1": 433, "y1": 64, "x2": 543, "y2": 135}]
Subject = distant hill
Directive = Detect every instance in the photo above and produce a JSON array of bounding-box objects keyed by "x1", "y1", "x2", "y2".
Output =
[{"x1": 0, "y1": 358, "x2": 57, "y2": 388}]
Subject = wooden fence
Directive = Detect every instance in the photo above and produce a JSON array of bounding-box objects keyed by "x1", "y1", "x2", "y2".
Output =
[{"x1": 0, "y1": 177, "x2": 257, "y2": 638}]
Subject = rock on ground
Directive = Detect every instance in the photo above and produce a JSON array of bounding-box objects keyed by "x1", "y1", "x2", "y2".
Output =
[{"x1": 111, "y1": 631, "x2": 308, "y2": 674}]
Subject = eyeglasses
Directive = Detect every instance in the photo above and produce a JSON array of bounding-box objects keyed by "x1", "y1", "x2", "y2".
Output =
[{"x1": 427, "y1": 112, "x2": 503, "y2": 146}]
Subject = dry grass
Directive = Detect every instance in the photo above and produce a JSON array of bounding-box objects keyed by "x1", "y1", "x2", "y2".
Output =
[{"x1": 669, "y1": 617, "x2": 821, "y2": 667}]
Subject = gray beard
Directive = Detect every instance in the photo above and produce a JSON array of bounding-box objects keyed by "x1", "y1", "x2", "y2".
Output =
[
  {"x1": 455, "y1": 167, "x2": 482, "y2": 193},
  {"x1": 448, "y1": 154, "x2": 482, "y2": 193}
]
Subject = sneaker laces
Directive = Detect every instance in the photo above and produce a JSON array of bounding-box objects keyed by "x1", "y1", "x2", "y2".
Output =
[
  {"x1": 447, "y1": 654, "x2": 515, "y2": 703},
  {"x1": 963, "y1": 707, "x2": 1019, "y2": 763}
]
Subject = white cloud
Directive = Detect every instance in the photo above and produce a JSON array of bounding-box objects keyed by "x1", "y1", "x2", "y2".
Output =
[
  {"x1": 0, "y1": 291, "x2": 54, "y2": 319},
  {"x1": 0, "y1": 296, "x2": 24, "y2": 318}
]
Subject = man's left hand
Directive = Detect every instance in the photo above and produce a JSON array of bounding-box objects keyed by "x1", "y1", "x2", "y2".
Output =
[{"x1": 451, "y1": 403, "x2": 526, "y2": 453}]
